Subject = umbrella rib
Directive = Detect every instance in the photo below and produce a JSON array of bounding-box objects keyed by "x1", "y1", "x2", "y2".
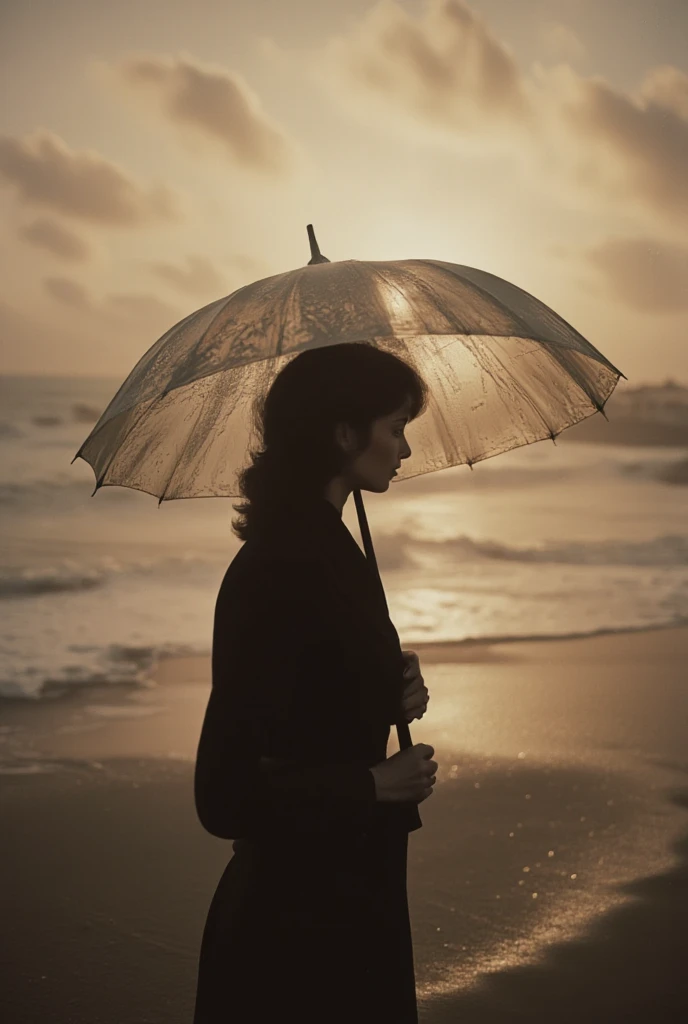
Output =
[
  {"x1": 363, "y1": 262, "x2": 450, "y2": 335},
  {"x1": 419, "y1": 259, "x2": 626, "y2": 413},
  {"x1": 535, "y1": 342, "x2": 623, "y2": 418},
  {"x1": 422, "y1": 260, "x2": 625, "y2": 378},
  {"x1": 368, "y1": 258, "x2": 549, "y2": 349},
  {"x1": 415, "y1": 253, "x2": 620, "y2": 415},
  {"x1": 147, "y1": 283, "x2": 261, "y2": 406},
  {"x1": 419, "y1": 259, "x2": 556, "y2": 344},
  {"x1": 105, "y1": 300, "x2": 213, "y2": 421},
  {"x1": 87, "y1": 391, "x2": 170, "y2": 492},
  {"x1": 346, "y1": 261, "x2": 408, "y2": 335},
  {"x1": 76, "y1": 297, "x2": 232, "y2": 485},
  {"x1": 162, "y1": 292, "x2": 244, "y2": 398},
  {"x1": 361, "y1": 263, "x2": 473, "y2": 462},
  {"x1": 274, "y1": 272, "x2": 302, "y2": 358},
  {"x1": 478, "y1": 337, "x2": 564, "y2": 438},
  {"x1": 156, "y1": 395, "x2": 209, "y2": 505},
  {"x1": 366, "y1": 260, "x2": 602, "y2": 441}
]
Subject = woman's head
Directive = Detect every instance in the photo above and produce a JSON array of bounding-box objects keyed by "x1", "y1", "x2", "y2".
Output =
[{"x1": 231, "y1": 342, "x2": 428, "y2": 541}]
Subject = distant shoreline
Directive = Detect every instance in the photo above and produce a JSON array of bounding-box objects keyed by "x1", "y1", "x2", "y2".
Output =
[{"x1": 559, "y1": 416, "x2": 688, "y2": 447}]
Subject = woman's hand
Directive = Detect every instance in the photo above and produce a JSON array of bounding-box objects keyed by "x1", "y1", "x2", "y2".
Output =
[
  {"x1": 399, "y1": 650, "x2": 429, "y2": 723},
  {"x1": 370, "y1": 743, "x2": 437, "y2": 802}
]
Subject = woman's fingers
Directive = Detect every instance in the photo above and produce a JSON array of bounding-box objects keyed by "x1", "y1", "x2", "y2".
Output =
[
  {"x1": 402, "y1": 683, "x2": 428, "y2": 705},
  {"x1": 402, "y1": 682, "x2": 430, "y2": 720}
]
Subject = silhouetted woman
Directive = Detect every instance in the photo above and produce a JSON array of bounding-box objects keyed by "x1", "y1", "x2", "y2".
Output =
[{"x1": 192, "y1": 342, "x2": 437, "y2": 1023}]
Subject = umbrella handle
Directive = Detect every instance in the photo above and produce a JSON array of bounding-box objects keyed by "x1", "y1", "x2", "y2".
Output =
[{"x1": 352, "y1": 488, "x2": 413, "y2": 751}]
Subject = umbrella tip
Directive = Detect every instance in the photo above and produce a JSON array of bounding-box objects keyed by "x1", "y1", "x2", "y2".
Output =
[{"x1": 306, "y1": 223, "x2": 330, "y2": 265}]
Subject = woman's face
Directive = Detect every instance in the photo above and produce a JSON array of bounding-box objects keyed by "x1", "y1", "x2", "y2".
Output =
[{"x1": 343, "y1": 396, "x2": 414, "y2": 493}]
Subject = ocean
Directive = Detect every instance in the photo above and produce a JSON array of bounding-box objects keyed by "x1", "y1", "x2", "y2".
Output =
[{"x1": 1, "y1": 373, "x2": 687, "y2": 702}]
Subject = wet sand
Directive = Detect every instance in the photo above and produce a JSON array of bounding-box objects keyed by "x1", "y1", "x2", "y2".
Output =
[{"x1": 1, "y1": 625, "x2": 687, "y2": 1022}]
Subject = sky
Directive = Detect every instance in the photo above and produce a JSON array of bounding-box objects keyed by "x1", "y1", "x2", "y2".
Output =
[{"x1": 0, "y1": 0, "x2": 686, "y2": 384}]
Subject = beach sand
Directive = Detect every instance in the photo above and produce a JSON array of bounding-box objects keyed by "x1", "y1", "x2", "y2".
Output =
[{"x1": 2, "y1": 626, "x2": 687, "y2": 1023}]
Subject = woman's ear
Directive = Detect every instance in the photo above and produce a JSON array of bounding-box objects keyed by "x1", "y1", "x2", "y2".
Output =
[{"x1": 334, "y1": 422, "x2": 358, "y2": 454}]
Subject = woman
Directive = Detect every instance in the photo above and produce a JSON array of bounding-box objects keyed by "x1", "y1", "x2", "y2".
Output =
[{"x1": 192, "y1": 342, "x2": 438, "y2": 1023}]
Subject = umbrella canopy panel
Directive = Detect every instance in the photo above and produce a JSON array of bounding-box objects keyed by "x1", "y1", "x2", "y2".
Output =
[{"x1": 73, "y1": 260, "x2": 625, "y2": 501}]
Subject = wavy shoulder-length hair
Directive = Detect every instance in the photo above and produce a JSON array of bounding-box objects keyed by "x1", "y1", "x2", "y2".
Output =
[{"x1": 231, "y1": 342, "x2": 428, "y2": 542}]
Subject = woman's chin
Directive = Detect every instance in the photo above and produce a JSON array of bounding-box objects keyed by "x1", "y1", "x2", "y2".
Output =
[{"x1": 356, "y1": 474, "x2": 394, "y2": 493}]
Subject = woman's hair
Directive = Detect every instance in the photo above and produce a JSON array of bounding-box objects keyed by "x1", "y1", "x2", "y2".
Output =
[{"x1": 231, "y1": 342, "x2": 428, "y2": 542}]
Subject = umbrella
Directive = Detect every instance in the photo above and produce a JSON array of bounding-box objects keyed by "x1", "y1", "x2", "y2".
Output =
[{"x1": 72, "y1": 224, "x2": 627, "y2": 750}]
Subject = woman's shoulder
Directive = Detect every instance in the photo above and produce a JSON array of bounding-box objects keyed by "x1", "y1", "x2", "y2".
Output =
[
  {"x1": 239, "y1": 531, "x2": 324, "y2": 569},
  {"x1": 219, "y1": 537, "x2": 328, "y2": 605}
]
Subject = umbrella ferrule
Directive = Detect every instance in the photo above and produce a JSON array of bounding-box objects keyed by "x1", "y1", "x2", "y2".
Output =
[{"x1": 306, "y1": 224, "x2": 331, "y2": 265}]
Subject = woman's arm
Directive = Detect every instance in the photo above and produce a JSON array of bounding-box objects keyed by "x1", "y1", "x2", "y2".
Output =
[{"x1": 194, "y1": 554, "x2": 378, "y2": 841}]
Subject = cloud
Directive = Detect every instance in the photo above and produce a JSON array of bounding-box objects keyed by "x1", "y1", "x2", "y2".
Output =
[
  {"x1": 538, "y1": 22, "x2": 586, "y2": 64},
  {"x1": 43, "y1": 275, "x2": 184, "y2": 332},
  {"x1": 0, "y1": 130, "x2": 184, "y2": 225},
  {"x1": 19, "y1": 217, "x2": 93, "y2": 261},
  {"x1": 640, "y1": 64, "x2": 688, "y2": 121},
  {"x1": 111, "y1": 52, "x2": 294, "y2": 175},
  {"x1": 585, "y1": 236, "x2": 688, "y2": 314},
  {"x1": 273, "y1": 0, "x2": 687, "y2": 231},
  {"x1": 44, "y1": 276, "x2": 90, "y2": 308},
  {"x1": 149, "y1": 254, "x2": 226, "y2": 297},
  {"x1": 320, "y1": 0, "x2": 529, "y2": 140},
  {"x1": 148, "y1": 253, "x2": 271, "y2": 297},
  {"x1": 549, "y1": 64, "x2": 688, "y2": 227}
]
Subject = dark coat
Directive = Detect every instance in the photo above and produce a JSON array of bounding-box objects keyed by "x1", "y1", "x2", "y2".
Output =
[{"x1": 193, "y1": 496, "x2": 422, "y2": 1023}]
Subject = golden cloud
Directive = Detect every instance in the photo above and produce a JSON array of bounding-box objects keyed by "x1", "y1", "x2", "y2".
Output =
[
  {"x1": 113, "y1": 52, "x2": 294, "y2": 175},
  {"x1": 149, "y1": 254, "x2": 226, "y2": 298},
  {"x1": 538, "y1": 22, "x2": 587, "y2": 63},
  {"x1": 0, "y1": 130, "x2": 183, "y2": 225},
  {"x1": 555, "y1": 67, "x2": 688, "y2": 226},
  {"x1": 19, "y1": 217, "x2": 93, "y2": 261},
  {"x1": 282, "y1": 0, "x2": 687, "y2": 231},
  {"x1": 324, "y1": 0, "x2": 529, "y2": 136},
  {"x1": 640, "y1": 64, "x2": 688, "y2": 121},
  {"x1": 44, "y1": 276, "x2": 90, "y2": 308},
  {"x1": 43, "y1": 275, "x2": 184, "y2": 331}
]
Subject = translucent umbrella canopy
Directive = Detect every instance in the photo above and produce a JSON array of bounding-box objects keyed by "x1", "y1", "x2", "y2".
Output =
[{"x1": 72, "y1": 246, "x2": 626, "y2": 503}]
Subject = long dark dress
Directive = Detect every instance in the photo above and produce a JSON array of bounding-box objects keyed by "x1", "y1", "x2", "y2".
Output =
[{"x1": 192, "y1": 496, "x2": 423, "y2": 1023}]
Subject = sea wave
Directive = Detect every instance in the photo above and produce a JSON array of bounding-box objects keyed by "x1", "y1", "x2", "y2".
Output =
[
  {"x1": 0, "y1": 443, "x2": 685, "y2": 509},
  {"x1": 411, "y1": 617, "x2": 688, "y2": 650},
  {"x1": 2, "y1": 618, "x2": 686, "y2": 703},
  {"x1": 0, "y1": 564, "x2": 109, "y2": 598},
  {"x1": 414, "y1": 532, "x2": 688, "y2": 567},
  {"x1": 0, "y1": 420, "x2": 24, "y2": 440},
  {"x1": 0, "y1": 551, "x2": 221, "y2": 599},
  {"x1": 620, "y1": 455, "x2": 688, "y2": 486},
  {"x1": 0, "y1": 640, "x2": 206, "y2": 701}
]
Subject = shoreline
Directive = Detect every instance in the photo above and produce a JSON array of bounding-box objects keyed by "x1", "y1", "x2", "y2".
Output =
[
  {"x1": 2, "y1": 622, "x2": 687, "y2": 1022},
  {"x1": 2, "y1": 617, "x2": 686, "y2": 707},
  {"x1": 1, "y1": 622, "x2": 686, "y2": 769}
]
